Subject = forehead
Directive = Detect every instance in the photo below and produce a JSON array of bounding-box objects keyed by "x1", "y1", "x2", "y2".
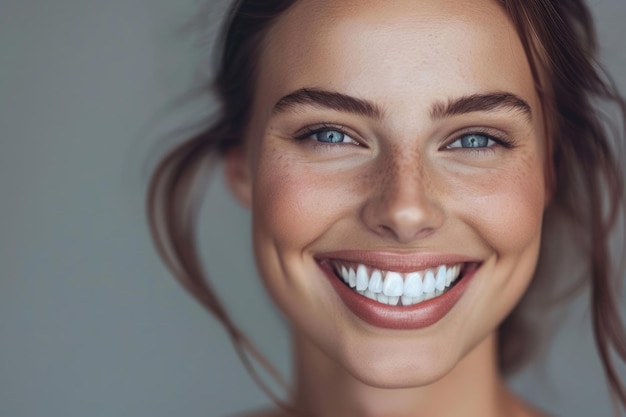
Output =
[{"x1": 255, "y1": 0, "x2": 536, "y2": 122}]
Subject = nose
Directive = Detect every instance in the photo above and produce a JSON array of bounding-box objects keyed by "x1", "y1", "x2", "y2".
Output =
[{"x1": 361, "y1": 152, "x2": 444, "y2": 244}]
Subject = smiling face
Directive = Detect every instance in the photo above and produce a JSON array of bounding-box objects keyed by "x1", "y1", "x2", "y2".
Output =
[{"x1": 226, "y1": 0, "x2": 548, "y2": 388}]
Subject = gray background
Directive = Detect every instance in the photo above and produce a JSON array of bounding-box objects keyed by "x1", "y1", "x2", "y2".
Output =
[{"x1": 1, "y1": 0, "x2": 625, "y2": 416}]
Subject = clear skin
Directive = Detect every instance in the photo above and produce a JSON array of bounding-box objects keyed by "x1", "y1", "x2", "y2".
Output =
[{"x1": 225, "y1": 0, "x2": 551, "y2": 416}]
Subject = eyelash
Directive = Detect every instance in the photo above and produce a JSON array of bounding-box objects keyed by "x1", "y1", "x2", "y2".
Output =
[
  {"x1": 442, "y1": 128, "x2": 518, "y2": 154},
  {"x1": 293, "y1": 124, "x2": 359, "y2": 150},
  {"x1": 293, "y1": 123, "x2": 517, "y2": 153}
]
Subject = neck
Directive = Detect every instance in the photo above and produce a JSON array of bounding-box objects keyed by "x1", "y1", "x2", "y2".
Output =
[{"x1": 291, "y1": 331, "x2": 513, "y2": 417}]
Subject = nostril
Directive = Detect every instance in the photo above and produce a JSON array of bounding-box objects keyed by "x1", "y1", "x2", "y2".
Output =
[{"x1": 377, "y1": 224, "x2": 436, "y2": 242}]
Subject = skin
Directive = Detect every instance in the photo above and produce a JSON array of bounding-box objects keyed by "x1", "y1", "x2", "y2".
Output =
[{"x1": 225, "y1": 0, "x2": 551, "y2": 416}]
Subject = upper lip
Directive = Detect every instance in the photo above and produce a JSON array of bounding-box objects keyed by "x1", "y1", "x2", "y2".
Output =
[{"x1": 315, "y1": 250, "x2": 481, "y2": 273}]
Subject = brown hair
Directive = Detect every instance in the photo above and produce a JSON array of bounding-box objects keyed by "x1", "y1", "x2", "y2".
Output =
[{"x1": 147, "y1": 0, "x2": 626, "y2": 413}]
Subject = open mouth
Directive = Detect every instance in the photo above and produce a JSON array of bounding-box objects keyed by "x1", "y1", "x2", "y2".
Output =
[
  {"x1": 329, "y1": 260, "x2": 470, "y2": 307},
  {"x1": 317, "y1": 254, "x2": 481, "y2": 329}
]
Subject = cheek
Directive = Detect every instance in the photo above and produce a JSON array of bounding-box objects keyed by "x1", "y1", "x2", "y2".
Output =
[
  {"x1": 450, "y1": 154, "x2": 546, "y2": 254},
  {"x1": 253, "y1": 160, "x2": 309, "y2": 244},
  {"x1": 439, "y1": 153, "x2": 547, "y2": 349},
  {"x1": 251, "y1": 150, "x2": 361, "y2": 248},
  {"x1": 249, "y1": 148, "x2": 363, "y2": 334},
  {"x1": 252, "y1": 160, "x2": 321, "y2": 247}
]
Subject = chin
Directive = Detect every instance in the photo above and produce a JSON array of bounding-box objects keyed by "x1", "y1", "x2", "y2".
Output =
[
  {"x1": 327, "y1": 327, "x2": 470, "y2": 390},
  {"x1": 344, "y1": 357, "x2": 458, "y2": 390}
]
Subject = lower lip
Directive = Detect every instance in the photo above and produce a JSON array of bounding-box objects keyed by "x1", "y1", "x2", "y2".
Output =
[{"x1": 319, "y1": 261, "x2": 478, "y2": 330}]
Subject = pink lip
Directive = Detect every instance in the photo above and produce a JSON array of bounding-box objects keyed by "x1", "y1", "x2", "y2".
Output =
[
  {"x1": 316, "y1": 253, "x2": 480, "y2": 330},
  {"x1": 317, "y1": 250, "x2": 480, "y2": 272}
]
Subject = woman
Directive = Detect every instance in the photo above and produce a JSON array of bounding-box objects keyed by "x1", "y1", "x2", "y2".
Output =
[{"x1": 148, "y1": 0, "x2": 626, "y2": 416}]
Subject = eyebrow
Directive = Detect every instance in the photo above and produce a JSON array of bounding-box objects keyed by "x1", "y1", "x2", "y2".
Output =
[
  {"x1": 273, "y1": 88, "x2": 385, "y2": 120},
  {"x1": 430, "y1": 93, "x2": 532, "y2": 121},
  {"x1": 272, "y1": 88, "x2": 531, "y2": 121}
]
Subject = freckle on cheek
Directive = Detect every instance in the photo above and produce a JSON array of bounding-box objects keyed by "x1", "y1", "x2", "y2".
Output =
[
  {"x1": 481, "y1": 172, "x2": 544, "y2": 251},
  {"x1": 254, "y1": 160, "x2": 316, "y2": 240}
]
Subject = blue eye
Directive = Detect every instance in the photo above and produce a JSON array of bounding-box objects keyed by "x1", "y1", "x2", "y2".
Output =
[
  {"x1": 446, "y1": 133, "x2": 495, "y2": 149},
  {"x1": 314, "y1": 130, "x2": 346, "y2": 143},
  {"x1": 294, "y1": 125, "x2": 359, "y2": 146}
]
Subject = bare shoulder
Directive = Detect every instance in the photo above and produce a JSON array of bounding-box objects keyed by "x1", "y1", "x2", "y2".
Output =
[
  {"x1": 503, "y1": 388, "x2": 554, "y2": 417},
  {"x1": 228, "y1": 403, "x2": 555, "y2": 417},
  {"x1": 523, "y1": 407, "x2": 554, "y2": 417},
  {"x1": 512, "y1": 397, "x2": 554, "y2": 417},
  {"x1": 230, "y1": 407, "x2": 288, "y2": 417}
]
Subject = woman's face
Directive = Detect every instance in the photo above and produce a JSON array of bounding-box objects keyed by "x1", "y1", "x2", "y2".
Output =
[{"x1": 227, "y1": 0, "x2": 548, "y2": 387}]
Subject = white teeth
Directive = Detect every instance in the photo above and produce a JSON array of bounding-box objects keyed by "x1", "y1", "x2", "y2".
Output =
[
  {"x1": 446, "y1": 266, "x2": 454, "y2": 287},
  {"x1": 383, "y1": 271, "x2": 404, "y2": 297},
  {"x1": 335, "y1": 261, "x2": 465, "y2": 307},
  {"x1": 356, "y1": 264, "x2": 369, "y2": 291},
  {"x1": 435, "y1": 265, "x2": 446, "y2": 291},
  {"x1": 373, "y1": 293, "x2": 400, "y2": 306},
  {"x1": 368, "y1": 269, "x2": 383, "y2": 293},
  {"x1": 364, "y1": 290, "x2": 377, "y2": 300},
  {"x1": 451, "y1": 264, "x2": 460, "y2": 286},
  {"x1": 401, "y1": 294, "x2": 427, "y2": 306},
  {"x1": 340, "y1": 266, "x2": 349, "y2": 284},
  {"x1": 404, "y1": 271, "x2": 423, "y2": 297},
  {"x1": 376, "y1": 293, "x2": 389, "y2": 304},
  {"x1": 348, "y1": 268, "x2": 356, "y2": 288},
  {"x1": 423, "y1": 270, "x2": 436, "y2": 294}
]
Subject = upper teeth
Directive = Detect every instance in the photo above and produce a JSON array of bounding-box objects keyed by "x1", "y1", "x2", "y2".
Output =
[{"x1": 334, "y1": 262, "x2": 463, "y2": 306}]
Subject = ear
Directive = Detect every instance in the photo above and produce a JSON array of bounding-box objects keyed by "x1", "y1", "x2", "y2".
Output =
[{"x1": 223, "y1": 146, "x2": 252, "y2": 208}]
